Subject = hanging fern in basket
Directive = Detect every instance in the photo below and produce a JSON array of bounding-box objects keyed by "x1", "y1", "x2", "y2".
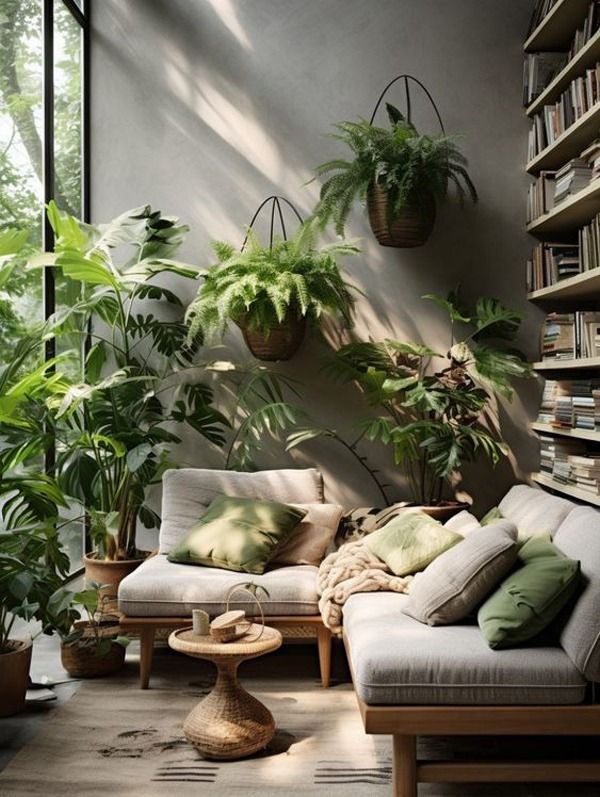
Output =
[
  {"x1": 186, "y1": 220, "x2": 360, "y2": 340},
  {"x1": 314, "y1": 103, "x2": 478, "y2": 236}
]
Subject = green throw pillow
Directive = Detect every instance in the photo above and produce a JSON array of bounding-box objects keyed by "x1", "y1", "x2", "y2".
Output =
[
  {"x1": 480, "y1": 506, "x2": 503, "y2": 526},
  {"x1": 365, "y1": 512, "x2": 462, "y2": 576},
  {"x1": 167, "y1": 495, "x2": 307, "y2": 575},
  {"x1": 478, "y1": 538, "x2": 580, "y2": 649}
]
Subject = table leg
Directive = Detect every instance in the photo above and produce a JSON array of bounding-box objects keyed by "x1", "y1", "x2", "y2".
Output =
[{"x1": 183, "y1": 657, "x2": 276, "y2": 760}]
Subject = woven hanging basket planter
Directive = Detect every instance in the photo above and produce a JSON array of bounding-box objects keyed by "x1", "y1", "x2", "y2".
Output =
[
  {"x1": 367, "y1": 182, "x2": 436, "y2": 248},
  {"x1": 237, "y1": 313, "x2": 307, "y2": 362}
]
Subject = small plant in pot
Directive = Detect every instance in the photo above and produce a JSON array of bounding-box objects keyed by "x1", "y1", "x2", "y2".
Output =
[
  {"x1": 314, "y1": 102, "x2": 477, "y2": 247},
  {"x1": 291, "y1": 292, "x2": 531, "y2": 517},
  {"x1": 185, "y1": 219, "x2": 360, "y2": 361},
  {"x1": 50, "y1": 582, "x2": 129, "y2": 679}
]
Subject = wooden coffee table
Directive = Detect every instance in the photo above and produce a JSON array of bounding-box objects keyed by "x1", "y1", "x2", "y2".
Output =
[{"x1": 168, "y1": 624, "x2": 282, "y2": 759}]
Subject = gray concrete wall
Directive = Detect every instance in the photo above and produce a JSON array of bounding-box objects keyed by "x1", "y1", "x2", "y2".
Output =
[{"x1": 91, "y1": 0, "x2": 539, "y2": 525}]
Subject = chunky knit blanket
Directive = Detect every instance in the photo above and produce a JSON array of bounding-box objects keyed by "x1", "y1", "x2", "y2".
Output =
[{"x1": 317, "y1": 540, "x2": 413, "y2": 635}]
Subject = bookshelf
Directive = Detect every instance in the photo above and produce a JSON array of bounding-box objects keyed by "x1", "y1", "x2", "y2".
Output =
[
  {"x1": 526, "y1": 1, "x2": 600, "y2": 508},
  {"x1": 525, "y1": 0, "x2": 591, "y2": 52}
]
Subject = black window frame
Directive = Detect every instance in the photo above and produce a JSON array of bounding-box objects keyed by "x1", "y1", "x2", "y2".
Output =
[{"x1": 42, "y1": 0, "x2": 91, "y2": 558}]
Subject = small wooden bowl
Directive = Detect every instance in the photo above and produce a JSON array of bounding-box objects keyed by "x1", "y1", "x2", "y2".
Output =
[{"x1": 209, "y1": 610, "x2": 251, "y2": 643}]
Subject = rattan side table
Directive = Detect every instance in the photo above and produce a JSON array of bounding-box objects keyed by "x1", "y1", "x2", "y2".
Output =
[{"x1": 168, "y1": 624, "x2": 282, "y2": 759}]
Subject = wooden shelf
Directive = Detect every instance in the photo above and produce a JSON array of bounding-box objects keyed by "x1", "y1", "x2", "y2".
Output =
[
  {"x1": 527, "y1": 177, "x2": 600, "y2": 235},
  {"x1": 533, "y1": 471, "x2": 600, "y2": 506},
  {"x1": 531, "y1": 421, "x2": 600, "y2": 441},
  {"x1": 527, "y1": 268, "x2": 600, "y2": 300},
  {"x1": 526, "y1": 102, "x2": 600, "y2": 174},
  {"x1": 527, "y1": 30, "x2": 600, "y2": 117},
  {"x1": 525, "y1": 0, "x2": 591, "y2": 52},
  {"x1": 533, "y1": 356, "x2": 600, "y2": 370}
]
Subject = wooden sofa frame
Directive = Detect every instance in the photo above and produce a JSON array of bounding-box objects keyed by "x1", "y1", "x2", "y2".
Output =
[
  {"x1": 344, "y1": 637, "x2": 600, "y2": 796},
  {"x1": 120, "y1": 614, "x2": 332, "y2": 689}
]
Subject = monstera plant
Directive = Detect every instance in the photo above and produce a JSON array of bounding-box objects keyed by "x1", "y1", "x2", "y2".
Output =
[{"x1": 289, "y1": 292, "x2": 531, "y2": 513}]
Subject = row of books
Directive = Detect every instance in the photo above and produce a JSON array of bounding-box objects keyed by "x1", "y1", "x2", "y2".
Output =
[
  {"x1": 527, "y1": 63, "x2": 600, "y2": 159},
  {"x1": 526, "y1": 158, "x2": 593, "y2": 222},
  {"x1": 523, "y1": 3, "x2": 600, "y2": 106},
  {"x1": 541, "y1": 311, "x2": 600, "y2": 360},
  {"x1": 570, "y1": 2, "x2": 600, "y2": 59},
  {"x1": 537, "y1": 379, "x2": 600, "y2": 429},
  {"x1": 539, "y1": 436, "x2": 600, "y2": 494},
  {"x1": 527, "y1": 0, "x2": 560, "y2": 37},
  {"x1": 527, "y1": 242, "x2": 580, "y2": 291}
]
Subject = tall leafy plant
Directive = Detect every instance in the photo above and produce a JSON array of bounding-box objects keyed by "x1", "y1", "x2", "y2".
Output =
[
  {"x1": 294, "y1": 293, "x2": 531, "y2": 505},
  {"x1": 314, "y1": 104, "x2": 477, "y2": 235}
]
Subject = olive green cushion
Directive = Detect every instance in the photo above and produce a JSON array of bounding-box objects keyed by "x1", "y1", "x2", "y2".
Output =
[
  {"x1": 365, "y1": 512, "x2": 462, "y2": 576},
  {"x1": 478, "y1": 538, "x2": 580, "y2": 649},
  {"x1": 167, "y1": 495, "x2": 307, "y2": 575}
]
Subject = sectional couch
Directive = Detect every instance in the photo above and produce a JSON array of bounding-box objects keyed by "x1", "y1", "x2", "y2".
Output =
[{"x1": 118, "y1": 471, "x2": 600, "y2": 794}]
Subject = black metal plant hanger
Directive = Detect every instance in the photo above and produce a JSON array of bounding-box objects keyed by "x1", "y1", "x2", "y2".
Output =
[
  {"x1": 241, "y1": 195, "x2": 304, "y2": 252},
  {"x1": 369, "y1": 73, "x2": 445, "y2": 134}
]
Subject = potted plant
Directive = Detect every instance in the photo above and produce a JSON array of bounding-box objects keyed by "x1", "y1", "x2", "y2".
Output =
[
  {"x1": 49, "y1": 582, "x2": 129, "y2": 678},
  {"x1": 185, "y1": 219, "x2": 360, "y2": 361},
  {"x1": 28, "y1": 202, "x2": 231, "y2": 597},
  {"x1": 314, "y1": 104, "x2": 477, "y2": 247},
  {"x1": 290, "y1": 292, "x2": 531, "y2": 516}
]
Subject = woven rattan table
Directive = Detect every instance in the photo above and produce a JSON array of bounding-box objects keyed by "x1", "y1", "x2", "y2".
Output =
[{"x1": 168, "y1": 624, "x2": 282, "y2": 759}]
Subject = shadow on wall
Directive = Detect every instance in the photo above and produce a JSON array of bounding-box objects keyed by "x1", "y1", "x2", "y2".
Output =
[{"x1": 92, "y1": 0, "x2": 539, "y2": 515}]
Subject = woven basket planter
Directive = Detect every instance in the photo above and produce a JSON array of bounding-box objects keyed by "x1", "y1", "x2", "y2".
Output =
[
  {"x1": 367, "y1": 182, "x2": 436, "y2": 248},
  {"x1": 237, "y1": 314, "x2": 307, "y2": 361},
  {"x1": 0, "y1": 639, "x2": 32, "y2": 717},
  {"x1": 61, "y1": 634, "x2": 125, "y2": 679}
]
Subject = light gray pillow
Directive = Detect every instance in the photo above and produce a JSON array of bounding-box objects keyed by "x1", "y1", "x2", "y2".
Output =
[{"x1": 403, "y1": 520, "x2": 518, "y2": 626}]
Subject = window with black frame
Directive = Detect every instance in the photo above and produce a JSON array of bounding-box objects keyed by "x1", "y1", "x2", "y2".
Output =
[{"x1": 0, "y1": 0, "x2": 90, "y2": 572}]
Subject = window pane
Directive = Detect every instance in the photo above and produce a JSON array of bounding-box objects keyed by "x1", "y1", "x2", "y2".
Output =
[{"x1": 54, "y1": 0, "x2": 85, "y2": 570}]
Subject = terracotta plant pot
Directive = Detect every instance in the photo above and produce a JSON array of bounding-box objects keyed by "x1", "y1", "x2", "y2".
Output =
[
  {"x1": 417, "y1": 502, "x2": 470, "y2": 522},
  {"x1": 237, "y1": 313, "x2": 307, "y2": 361},
  {"x1": 61, "y1": 640, "x2": 125, "y2": 678},
  {"x1": 83, "y1": 553, "x2": 143, "y2": 610},
  {"x1": 367, "y1": 182, "x2": 436, "y2": 248},
  {"x1": 0, "y1": 639, "x2": 32, "y2": 717}
]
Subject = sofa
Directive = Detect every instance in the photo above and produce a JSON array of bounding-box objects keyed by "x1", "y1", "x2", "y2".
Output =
[
  {"x1": 118, "y1": 467, "x2": 333, "y2": 688},
  {"x1": 343, "y1": 484, "x2": 600, "y2": 795}
]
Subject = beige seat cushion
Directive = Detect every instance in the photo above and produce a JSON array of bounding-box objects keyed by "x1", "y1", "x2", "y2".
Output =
[
  {"x1": 158, "y1": 467, "x2": 324, "y2": 553},
  {"x1": 118, "y1": 554, "x2": 319, "y2": 617},
  {"x1": 343, "y1": 592, "x2": 586, "y2": 705}
]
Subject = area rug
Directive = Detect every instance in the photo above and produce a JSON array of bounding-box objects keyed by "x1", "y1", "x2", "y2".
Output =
[{"x1": 0, "y1": 648, "x2": 392, "y2": 796}]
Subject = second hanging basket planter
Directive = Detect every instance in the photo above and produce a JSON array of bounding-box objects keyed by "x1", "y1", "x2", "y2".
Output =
[{"x1": 367, "y1": 182, "x2": 436, "y2": 248}]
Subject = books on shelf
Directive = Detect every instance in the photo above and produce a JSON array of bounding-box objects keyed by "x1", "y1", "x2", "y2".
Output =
[
  {"x1": 527, "y1": 170, "x2": 556, "y2": 222},
  {"x1": 537, "y1": 378, "x2": 600, "y2": 429},
  {"x1": 527, "y1": 242, "x2": 580, "y2": 291},
  {"x1": 554, "y1": 158, "x2": 593, "y2": 202},
  {"x1": 527, "y1": 0, "x2": 560, "y2": 37},
  {"x1": 523, "y1": 52, "x2": 567, "y2": 106},
  {"x1": 527, "y1": 63, "x2": 600, "y2": 159},
  {"x1": 539, "y1": 434, "x2": 586, "y2": 478},
  {"x1": 569, "y1": 1, "x2": 600, "y2": 60},
  {"x1": 540, "y1": 311, "x2": 600, "y2": 360}
]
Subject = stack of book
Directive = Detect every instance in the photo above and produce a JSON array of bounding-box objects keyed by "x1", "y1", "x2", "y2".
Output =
[
  {"x1": 537, "y1": 379, "x2": 600, "y2": 429},
  {"x1": 579, "y1": 212, "x2": 600, "y2": 271},
  {"x1": 554, "y1": 158, "x2": 592, "y2": 204},
  {"x1": 528, "y1": 63, "x2": 600, "y2": 158},
  {"x1": 541, "y1": 312, "x2": 600, "y2": 360},
  {"x1": 527, "y1": 0, "x2": 560, "y2": 36},
  {"x1": 569, "y1": 1, "x2": 600, "y2": 60},
  {"x1": 567, "y1": 454, "x2": 600, "y2": 492},
  {"x1": 527, "y1": 242, "x2": 580, "y2": 291},
  {"x1": 526, "y1": 170, "x2": 556, "y2": 222},
  {"x1": 539, "y1": 434, "x2": 585, "y2": 476},
  {"x1": 523, "y1": 52, "x2": 566, "y2": 106},
  {"x1": 581, "y1": 138, "x2": 600, "y2": 177}
]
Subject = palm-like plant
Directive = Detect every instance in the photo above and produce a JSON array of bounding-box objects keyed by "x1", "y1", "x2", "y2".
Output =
[
  {"x1": 186, "y1": 220, "x2": 359, "y2": 341},
  {"x1": 314, "y1": 104, "x2": 477, "y2": 237},
  {"x1": 296, "y1": 292, "x2": 531, "y2": 506}
]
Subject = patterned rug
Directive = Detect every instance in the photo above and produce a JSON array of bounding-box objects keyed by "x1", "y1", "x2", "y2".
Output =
[{"x1": 1, "y1": 645, "x2": 598, "y2": 796}]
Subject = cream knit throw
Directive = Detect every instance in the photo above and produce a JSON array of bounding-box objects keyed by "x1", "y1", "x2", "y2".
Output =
[{"x1": 317, "y1": 540, "x2": 413, "y2": 635}]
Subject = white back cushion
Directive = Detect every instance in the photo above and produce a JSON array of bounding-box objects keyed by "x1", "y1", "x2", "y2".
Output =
[
  {"x1": 158, "y1": 468, "x2": 323, "y2": 553},
  {"x1": 498, "y1": 484, "x2": 575, "y2": 540}
]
